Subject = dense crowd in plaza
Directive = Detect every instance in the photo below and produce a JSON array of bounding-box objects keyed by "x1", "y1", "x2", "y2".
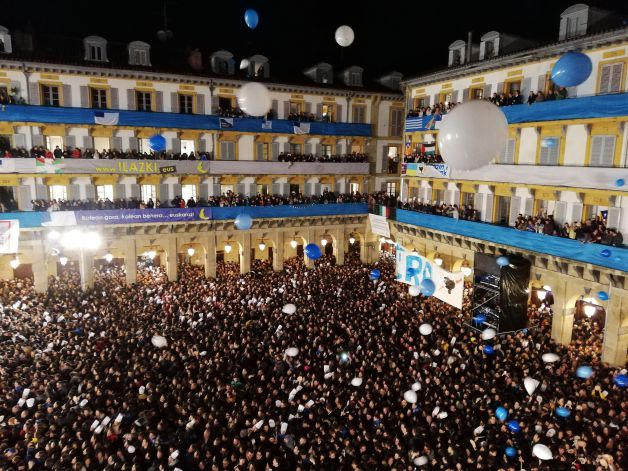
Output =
[{"x1": 0, "y1": 254, "x2": 624, "y2": 470}]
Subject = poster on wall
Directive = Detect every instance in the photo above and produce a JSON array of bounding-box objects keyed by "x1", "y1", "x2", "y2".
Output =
[
  {"x1": 395, "y1": 244, "x2": 464, "y2": 309},
  {"x1": 368, "y1": 214, "x2": 391, "y2": 238},
  {"x1": 0, "y1": 220, "x2": 20, "y2": 254}
]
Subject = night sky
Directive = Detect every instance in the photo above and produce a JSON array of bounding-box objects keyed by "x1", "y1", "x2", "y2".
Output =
[{"x1": 5, "y1": 0, "x2": 627, "y2": 82}]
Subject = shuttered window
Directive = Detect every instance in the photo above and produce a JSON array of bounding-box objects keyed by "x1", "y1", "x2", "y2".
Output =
[
  {"x1": 589, "y1": 135, "x2": 615, "y2": 167},
  {"x1": 390, "y1": 109, "x2": 403, "y2": 137},
  {"x1": 41, "y1": 85, "x2": 60, "y2": 106},
  {"x1": 352, "y1": 105, "x2": 366, "y2": 123},
  {"x1": 499, "y1": 138, "x2": 516, "y2": 164},
  {"x1": 49, "y1": 185, "x2": 67, "y2": 200},
  {"x1": 136, "y1": 91, "x2": 152, "y2": 111},
  {"x1": 539, "y1": 137, "x2": 560, "y2": 165},
  {"x1": 90, "y1": 88, "x2": 107, "y2": 109},
  {"x1": 598, "y1": 62, "x2": 624, "y2": 94},
  {"x1": 179, "y1": 94, "x2": 194, "y2": 114},
  {"x1": 220, "y1": 141, "x2": 236, "y2": 160}
]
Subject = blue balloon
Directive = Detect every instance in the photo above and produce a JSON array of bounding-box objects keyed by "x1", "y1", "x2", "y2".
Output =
[
  {"x1": 234, "y1": 213, "x2": 252, "y2": 230},
  {"x1": 506, "y1": 420, "x2": 521, "y2": 433},
  {"x1": 148, "y1": 134, "x2": 166, "y2": 152},
  {"x1": 495, "y1": 406, "x2": 508, "y2": 421},
  {"x1": 496, "y1": 256, "x2": 509, "y2": 267},
  {"x1": 600, "y1": 249, "x2": 611, "y2": 258},
  {"x1": 419, "y1": 278, "x2": 436, "y2": 297},
  {"x1": 505, "y1": 447, "x2": 517, "y2": 458},
  {"x1": 613, "y1": 374, "x2": 628, "y2": 388},
  {"x1": 244, "y1": 9, "x2": 259, "y2": 29},
  {"x1": 304, "y1": 243, "x2": 322, "y2": 260},
  {"x1": 555, "y1": 407, "x2": 571, "y2": 418},
  {"x1": 551, "y1": 51, "x2": 593, "y2": 87},
  {"x1": 616, "y1": 178, "x2": 625, "y2": 187},
  {"x1": 483, "y1": 345, "x2": 494, "y2": 355},
  {"x1": 597, "y1": 291, "x2": 609, "y2": 301},
  {"x1": 473, "y1": 314, "x2": 487, "y2": 325},
  {"x1": 575, "y1": 365, "x2": 593, "y2": 379},
  {"x1": 369, "y1": 269, "x2": 381, "y2": 280}
]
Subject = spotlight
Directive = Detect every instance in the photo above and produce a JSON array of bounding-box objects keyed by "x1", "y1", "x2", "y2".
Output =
[
  {"x1": 146, "y1": 251, "x2": 156, "y2": 260},
  {"x1": 349, "y1": 236, "x2": 356, "y2": 245},
  {"x1": 584, "y1": 303, "x2": 597, "y2": 318},
  {"x1": 433, "y1": 253, "x2": 443, "y2": 266},
  {"x1": 290, "y1": 239, "x2": 298, "y2": 249},
  {"x1": 321, "y1": 239, "x2": 328, "y2": 247},
  {"x1": 104, "y1": 253, "x2": 114, "y2": 263},
  {"x1": 224, "y1": 243, "x2": 232, "y2": 254},
  {"x1": 9, "y1": 258, "x2": 19, "y2": 269},
  {"x1": 59, "y1": 256, "x2": 68, "y2": 266},
  {"x1": 48, "y1": 230, "x2": 60, "y2": 240},
  {"x1": 187, "y1": 247, "x2": 195, "y2": 257},
  {"x1": 537, "y1": 289, "x2": 547, "y2": 301},
  {"x1": 461, "y1": 266, "x2": 472, "y2": 277},
  {"x1": 258, "y1": 242, "x2": 266, "y2": 251}
]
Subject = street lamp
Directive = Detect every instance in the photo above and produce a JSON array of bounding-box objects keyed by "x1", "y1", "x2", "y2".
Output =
[
  {"x1": 187, "y1": 247, "x2": 195, "y2": 257},
  {"x1": 290, "y1": 239, "x2": 298, "y2": 249},
  {"x1": 258, "y1": 241, "x2": 266, "y2": 251},
  {"x1": 433, "y1": 252, "x2": 443, "y2": 266},
  {"x1": 584, "y1": 303, "x2": 597, "y2": 318},
  {"x1": 321, "y1": 238, "x2": 328, "y2": 247},
  {"x1": 224, "y1": 243, "x2": 232, "y2": 254},
  {"x1": 59, "y1": 256, "x2": 68, "y2": 266},
  {"x1": 9, "y1": 257, "x2": 19, "y2": 269},
  {"x1": 104, "y1": 253, "x2": 114, "y2": 263},
  {"x1": 349, "y1": 236, "x2": 356, "y2": 245}
]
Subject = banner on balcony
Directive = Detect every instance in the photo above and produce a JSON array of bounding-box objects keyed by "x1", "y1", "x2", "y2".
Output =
[
  {"x1": 0, "y1": 220, "x2": 19, "y2": 254},
  {"x1": 41, "y1": 208, "x2": 212, "y2": 226},
  {"x1": 405, "y1": 115, "x2": 443, "y2": 131},
  {"x1": 368, "y1": 214, "x2": 390, "y2": 237},
  {"x1": 403, "y1": 163, "x2": 450, "y2": 178},
  {"x1": 395, "y1": 244, "x2": 464, "y2": 309}
]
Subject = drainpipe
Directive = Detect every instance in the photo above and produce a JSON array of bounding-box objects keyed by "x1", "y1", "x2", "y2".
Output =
[
  {"x1": 22, "y1": 62, "x2": 34, "y2": 147},
  {"x1": 466, "y1": 32, "x2": 472, "y2": 64},
  {"x1": 209, "y1": 80, "x2": 216, "y2": 160}
]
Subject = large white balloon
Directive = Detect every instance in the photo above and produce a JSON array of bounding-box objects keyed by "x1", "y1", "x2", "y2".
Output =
[
  {"x1": 481, "y1": 328, "x2": 496, "y2": 340},
  {"x1": 419, "y1": 323, "x2": 433, "y2": 336},
  {"x1": 414, "y1": 456, "x2": 428, "y2": 466},
  {"x1": 285, "y1": 347, "x2": 299, "y2": 357},
  {"x1": 237, "y1": 83, "x2": 271, "y2": 116},
  {"x1": 282, "y1": 303, "x2": 297, "y2": 315},
  {"x1": 409, "y1": 285, "x2": 421, "y2": 297},
  {"x1": 335, "y1": 25, "x2": 355, "y2": 47},
  {"x1": 151, "y1": 335, "x2": 168, "y2": 348},
  {"x1": 532, "y1": 444, "x2": 553, "y2": 460},
  {"x1": 403, "y1": 390, "x2": 418, "y2": 403},
  {"x1": 350, "y1": 377, "x2": 363, "y2": 387},
  {"x1": 523, "y1": 376, "x2": 540, "y2": 396},
  {"x1": 239, "y1": 59, "x2": 250, "y2": 70},
  {"x1": 437, "y1": 100, "x2": 508, "y2": 170},
  {"x1": 542, "y1": 353, "x2": 560, "y2": 363}
]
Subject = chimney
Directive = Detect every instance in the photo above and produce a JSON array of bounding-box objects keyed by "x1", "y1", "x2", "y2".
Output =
[
  {"x1": 188, "y1": 49, "x2": 202, "y2": 70},
  {"x1": 466, "y1": 31, "x2": 472, "y2": 63}
]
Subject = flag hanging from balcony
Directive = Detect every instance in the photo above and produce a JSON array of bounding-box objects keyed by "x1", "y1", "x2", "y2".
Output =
[
  {"x1": 219, "y1": 118, "x2": 234, "y2": 129},
  {"x1": 421, "y1": 142, "x2": 436, "y2": 155},
  {"x1": 35, "y1": 157, "x2": 64, "y2": 174},
  {"x1": 93, "y1": 111, "x2": 119, "y2": 125},
  {"x1": 293, "y1": 122, "x2": 310, "y2": 135},
  {"x1": 262, "y1": 120, "x2": 272, "y2": 130}
]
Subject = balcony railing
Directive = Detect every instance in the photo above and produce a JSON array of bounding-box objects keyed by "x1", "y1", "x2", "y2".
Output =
[{"x1": 2, "y1": 105, "x2": 372, "y2": 137}]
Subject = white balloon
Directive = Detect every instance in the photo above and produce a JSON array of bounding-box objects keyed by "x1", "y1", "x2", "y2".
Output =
[
  {"x1": 237, "y1": 82, "x2": 271, "y2": 116},
  {"x1": 409, "y1": 285, "x2": 421, "y2": 297},
  {"x1": 542, "y1": 353, "x2": 560, "y2": 363},
  {"x1": 437, "y1": 411, "x2": 448, "y2": 419},
  {"x1": 151, "y1": 335, "x2": 167, "y2": 348},
  {"x1": 413, "y1": 456, "x2": 428, "y2": 466},
  {"x1": 350, "y1": 377, "x2": 363, "y2": 387},
  {"x1": 334, "y1": 25, "x2": 355, "y2": 47},
  {"x1": 481, "y1": 328, "x2": 496, "y2": 340},
  {"x1": 285, "y1": 347, "x2": 299, "y2": 357},
  {"x1": 419, "y1": 323, "x2": 433, "y2": 336},
  {"x1": 437, "y1": 100, "x2": 508, "y2": 170},
  {"x1": 411, "y1": 382, "x2": 421, "y2": 391},
  {"x1": 532, "y1": 443, "x2": 553, "y2": 460},
  {"x1": 239, "y1": 59, "x2": 250, "y2": 70},
  {"x1": 282, "y1": 303, "x2": 297, "y2": 315},
  {"x1": 403, "y1": 390, "x2": 418, "y2": 403},
  {"x1": 523, "y1": 376, "x2": 540, "y2": 396}
]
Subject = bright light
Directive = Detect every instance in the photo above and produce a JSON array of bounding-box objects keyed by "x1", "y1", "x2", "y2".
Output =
[
  {"x1": 411, "y1": 249, "x2": 418, "y2": 256},
  {"x1": 543, "y1": 285, "x2": 552, "y2": 292},
  {"x1": 146, "y1": 251, "x2": 156, "y2": 260},
  {"x1": 83, "y1": 232, "x2": 101, "y2": 250},
  {"x1": 187, "y1": 247, "x2": 195, "y2": 257},
  {"x1": 537, "y1": 289, "x2": 547, "y2": 301},
  {"x1": 59, "y1": 256, "x2": 68, "y2": 266},
  {"x1": 434, "y1": 255, "x2": 443, "y2": 266},
  {"x1": 104, "y1": 253, "x2": 114, "y2": 263},
  {"x1": 321, "y1": 239, "x2": 328, "y2": 247},
  {"x1": 48, "y1": 230, "x2": 60, "y2": 240},
  {"x1": 60, "y1": 230, "x2": 101, "y2": 250},
  {"x1": 584, "y1": 303, "x2": 597, "y2": 318},
  {"x1": 258, "y1": 242, "x2": 266, "y2": 251},
  {"x1": 224, "y1": 243, "x2": 232, "y2": 254},
  {"x1": 60, "y1": 230, "x2": 81, "y2": 249},
  {"x1": 461, "y1": 266, "x2": 472, "y2": 277},
  {"x1": 379, "y1": 237, "x2": 386, "y2": 244},
  {"x1": 290, "y1": 239, "x2": 298, "y2": 249},
  {"x1": 9, "y1": 258, "x2": 19, "y2": 269},
  {"x1": 349, "y1": 236, "x2": 356, "y2": 245}
]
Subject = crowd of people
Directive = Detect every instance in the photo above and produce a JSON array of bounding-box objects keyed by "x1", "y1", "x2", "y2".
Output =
[
  {"x1": 514, "y1": 214, "x2": 623, "y2": 247},
  {"x1": 403, "y1": 153, "x2": 444, "y2": 164},
  {"x1": 213, "y1": 107, "x2": 336, "y2": 123},
  {"x1": 0, "y1": 251, "x2": 624, "y2": 470},
  {"x1": 406, "y1": 102, "x2": 458, "y2": 119},
  {"x1": 277, "y1": 152, "x2": 368, "y2": 163},
  {"x1": 400, "y1": 199, "x2": 482, "y2": 222}
]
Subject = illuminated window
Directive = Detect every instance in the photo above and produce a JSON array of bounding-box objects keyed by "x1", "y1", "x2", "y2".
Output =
[
  {"x1": 49, "y1": 185, "x2": 67, "y2": 200},
  {"x1": 96, "y1": 185, "x2": 113, "y2": 201},
  {"x1": 181, "y1": 184, "x2": 197, "y2": 201}
]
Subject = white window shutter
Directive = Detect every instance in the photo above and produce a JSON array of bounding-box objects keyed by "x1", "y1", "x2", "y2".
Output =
[
  {"x1": 155, "y1": 91, "x2": 163, "y2": 112},
  {"x1": 589, "y1": 135, "x2": 603, "y2": 166},
  {"x1": 444, "y1": 190, "x2": 453, "y2": 205},
  {"x1": 570, "y1": 203, "x2": 583, "y2": 224},
  {"x1": 524, "y1": 197, "x2": 534, "y2": 216},
  {"x1": 609, "y1": 63, "x2": 623, "y2": 94},
  {"x1": 110, "y1": 88, "x2": 119, "y2": 109},
  {"x1": 484, "y1": 194, "x2": 494, "y2": 222},
  {"x1": 606, "y1": 207, "x2": 621, "y2": 230},
  {"x1": 554, "y1": 201, "x2": 568, "y2": 225},
  {"x1": 599, "y1": 64, "x2": 611, "y2": 94},
  {"x1": 509, "y1": 196, "x2": 521, "y2": 226},
  {"x1": 601, "y1": 135, "x2": 615, "y2": 166},
  {"x1": 500, "y1": 138, "x2": 515, "y2": 163}
]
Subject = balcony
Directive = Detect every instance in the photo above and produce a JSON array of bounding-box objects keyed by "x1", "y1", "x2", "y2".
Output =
[
  {"x1": 405, "y1": 93, "x2": 628, "y2": 132},
  {"x1": 1, "y1": 105, "x2": 372, "y2": 137}
]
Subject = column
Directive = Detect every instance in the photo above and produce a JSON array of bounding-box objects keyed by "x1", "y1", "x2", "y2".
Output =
[
  {"x1": 32, "y1": 241, "x2": 48, "y2": 293},
  {"x1": 204, "y1": 233, "x2": 217, "y2": 279},
  {"x1": 240, "y1": 232, "x2": 251, "y2": 275},
  {"x1": 47, "y1": 256, "x2": 58, "y2": 278},
  {"x1": 272, "y1": 230, "x2": 284, "y2": 272},
  {"x1": 601, "y1": 292, "x2": 628, "y2": 367},
  {"x1": 165, "y1": 237, "x2": 178, "y2": 282},
  {"x1": 124, "y1": 237, "x2": 137, "y2": 285},
  {"x1": 546, "y1": 275, "x2": 575, "y2": 346},
  {"x1": 333, "y1": 228, "x2": 344, "y2": 266},
  {"x1": 303, "y1": 229, "x2": 314, "y2": 269},
  {"x1": 78, "y1": 249, "x2": 94, "y2": 291}
]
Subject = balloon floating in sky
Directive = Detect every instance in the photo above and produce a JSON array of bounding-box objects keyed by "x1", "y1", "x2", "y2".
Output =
[
  {"x1": 420, "y1": 278, "x2": 436, "y2": 297},
  {"x1": 237, "y1": 82, "x2": 271, "y2": 117},
  {"x1": 419, "y1": 323, "x2": 433, "y2": 336},
  {"x1": 148, "y1": 134, "x2": 166, "y2": 152},
  {"x1": 600, "y1": 249, "x2": 611, "y2": 258},
  {"x1": 495, "y1": 406, "x2": 508, "y2": 421},
  {"x1": 506, "y1": 420, "x2": 521, "y2": 433},
  {"x1": 244, "y1": 9, "x2": 259, "y2": 29},
  {"x1": 496, "y1": 256, "x2": 510, "y2": 267},
  {"x1": 523, "y1": 377, "x2": 540, "y2": 396},
  {"x1": 437, "y1": 100, "x2": 508, "y2": 170},
  {"x1": 532, "y1": 443, "x2": 553, "y2": 461},
  {"x1": 616, "y1": 178, "x2": 625, "y2": 187},
  {"x1": 597, "y1": 291, "x2": 609, "y2": 301},
  {"x1": 239, "y1": 58, "x2": 250, "y2": 70},
  {"x1": 334, "y1": 25, "x2": 355, "y2": 47},
  {"x1": 505, "y1": 447, "x2": 517, "y2": 458},
  {"x1": 370, "y1": 269, "x2": 381, "y2": 280},
  {"x1": 403, "y1": 389, "x2": 418, "y2": 404},
  {"x1": 551, "y1": 51, "x2": 592, "y2": 87},
  {"x1": 304, "y1": 243, "x2": 322, "y2": 260},
  {"x1": 234, "y1": 213, "x2": 253, "y2": 230},
  {"x1": 613, "y1": 374, "x2": 628, "y2": 388},
  {"x1": 575, "y1": 365, "x2": 594, "y2": 379},
  {"x1": 555, "y1": 407, "x2": 571, "y2": 418}
]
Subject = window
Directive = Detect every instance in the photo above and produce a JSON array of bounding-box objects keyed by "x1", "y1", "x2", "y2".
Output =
[
  {"x1": 499, "y1": 138, "x2": 516, "y2": 164},
  {"x1": 350, "y1": 72, "x2": 361, "y2": 86},
  {"x1": 220, "y1": 141, "x2": 236, "y2": 160},
  {"x1": 321, "y1": 144, "x2": 332, "y2": 156},
  {"x1": 49, "y1": 185, "x2": 67, "y2": 200},
  {"x1": 181, "y1": 139, "x2": 195, "y2": 154},
  {"x1": 256, "y1": 184, "x2": 268, "y2": 195},
  {"x1": 179, "y1": 94, "x2": 194, "y2": 114},
  {"x1": 433, "y1": 189, "x2": 444, "y2": 204},
  {"x1": 413, "y1": 96, "x2": 428, "y2": 109},
  {"x1": 136, "y1": 91, "x2": 152, "y2": 111},
  {"x1": 220, "y1": 185, "x2": 234, "y2": 195},
  {"x1": 589, "y1": 135, "x2": 616, "y2": 167},
  {"x1": 349, "y1": 183, "x2": 360, "y2": 194},
  {"x1": 390, "y1": 109, "x2": 403, "y2": 137},
  {"x1": 439, "y1": 92, "x2": 453, "y2": 104},
  {"x1": 539, "y1": 137, "x2": 560, "y2": 165},
  {"x1": 83, "y1": 36, "x2": 108, "y2": 62},
  {"x1": 352, "y1": 105, "x2": 366, "y2": 123},
  {"x1": 289, "y1": 184, "x2": 300, "y2": 194},
  {"x1": 495, "y1": 196, "x2": 510, "y2": 225},
  {"x1": 351, "y1": 143, "x2": 363, "y2": 154},
  {"x1": 141, "y1": 185, "x2": 156, "y2": 202},
  {"x1": 598, "y1": 62, "x2": 624, "y2": 94},
  {"x1": 386, "y1": 182, "x2": 397, "y2": 196},
  {"x1": 462, "y1": 192, "x2": 475, "y2": 206},
  {"x1": 216, "y1": 59, "x2": 228, "y2": 74},
  {"x1": 139, "y1": 138, "x2": 151, "y2": 153},
  {"x1": 452, "y1": 49, "x2": 462, "y2": 66},
  {"x1": 485, "y1": 40, "x2": 495, "y2": 58},
  {"x1": 390, "y1": 78, "x2": 400, "y2": 90},
  {"x1": 471, "y1": 87, "x2": 484, "y2": 100},
  {"x1": 218, "y1": 96, "x2": 232, "y2": 111},
  {"x1": 41, "y1": 85, "x2": 60, "y2": 106},
  {"x1": 289, "y1": 143, "x2": 302, "y2": 154},
  {"x1": 45, "y1": 136, "x2": 63, "y2": 151},
  {"x1": 503, "y1": 80, "x2": 521, "y2": 95},
  {"x1": 93, "y1": 137, "x2": 110, "y2": 152},
  {"x1": 319, "y1": 71, "x2": 330, "y2": 83},
  {"x1": 96, "y1": 185, "x2": 113, "y2": 201},
  {"x1": 181, "y1": 184, "x2": 197, "y2": 201},
  {"x1": 90, "y1": 88, "x2": 107, "y2": 109},
  {"x1": 128, "y1": 41, "x2": 151, "y2": 66},
  {"x1": 289, "y1": 102, "x2": 302, "y2": 115},
  {"x1": 134, "y1": 49, "x2": 148, "y2": 65},
  {"x1": 321, "y1": 104, "x2": 335, "y2": 121},
  {"x1": 256, "y1": 143, "x2": 270, "y2": 160}
]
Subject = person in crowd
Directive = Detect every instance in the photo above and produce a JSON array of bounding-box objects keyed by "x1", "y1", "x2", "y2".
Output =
[{"x1": 53, "y1": 145, "x2": 63, "y2": 159}]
